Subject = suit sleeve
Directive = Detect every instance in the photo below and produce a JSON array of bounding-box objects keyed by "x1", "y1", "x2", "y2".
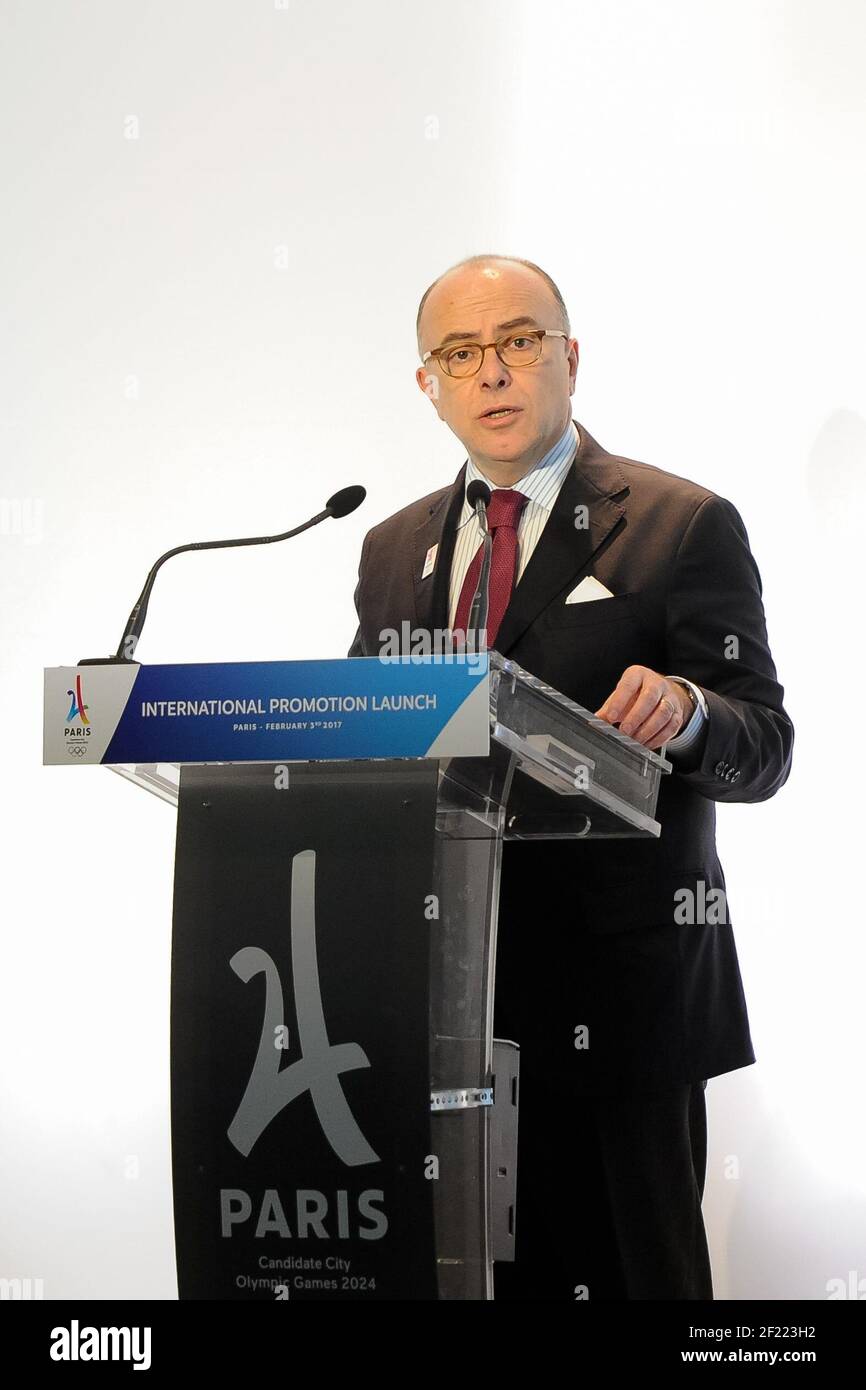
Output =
[
  {"x1": 664, "y1": 493, "x2": 794, "y2": 802},
  {"x1": 347, "y1": 529, "x2": 371, "y2": 658}
]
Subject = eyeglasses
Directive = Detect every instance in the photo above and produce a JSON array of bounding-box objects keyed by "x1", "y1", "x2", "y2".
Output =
[{"x1": 421, "y1": 329, "x2": 568, "y2": 379}]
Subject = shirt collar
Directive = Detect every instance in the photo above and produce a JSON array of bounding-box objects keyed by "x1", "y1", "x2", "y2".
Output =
[{"x1": 457, "y1": 419, "x2": 579, "y2": 528}]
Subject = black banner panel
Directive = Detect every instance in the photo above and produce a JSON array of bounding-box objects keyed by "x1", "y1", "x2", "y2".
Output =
[{"x1": 170, "y1": 761, "x2": 439, "y2": 1300}]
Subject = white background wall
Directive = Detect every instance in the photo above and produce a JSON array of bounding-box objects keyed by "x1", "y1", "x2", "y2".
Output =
[{"x1": 2, "y1": 0, "x2": 864, "y2": 1299}]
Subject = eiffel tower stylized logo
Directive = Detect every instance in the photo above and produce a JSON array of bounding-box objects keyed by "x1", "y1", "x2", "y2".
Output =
[
  {"x1": 227, "y1": 849, "x2": 379, "y2": 1166},
  {"x1": 65, "y1": 674, "x2": 90, "y2": 724}
]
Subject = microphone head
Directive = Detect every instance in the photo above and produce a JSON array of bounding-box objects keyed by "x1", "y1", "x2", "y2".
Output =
[
  {"x1": 326, "y1": 485, "x2": 366, "y2": 519},
  {"x1": 466, "y1": 480, "x2": 491, "y2": 509}
]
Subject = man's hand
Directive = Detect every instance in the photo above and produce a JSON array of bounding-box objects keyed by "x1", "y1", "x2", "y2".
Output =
[{"x1": 594, "y1": 666, "x2": 693, "y2": 750}]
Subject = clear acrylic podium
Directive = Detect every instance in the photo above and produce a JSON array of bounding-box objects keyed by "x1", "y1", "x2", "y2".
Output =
[{"x1": 99, "y1": 651, "x2": 669, "y2": 1301}]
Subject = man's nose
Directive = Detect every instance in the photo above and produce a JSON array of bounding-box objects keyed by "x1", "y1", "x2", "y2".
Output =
[{"x1": 477, "y1": 344, "x2": 512, "y2": 388}]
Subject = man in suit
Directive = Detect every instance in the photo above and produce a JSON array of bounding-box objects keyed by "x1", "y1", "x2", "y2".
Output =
[{"x1": 347, "y1": 254, "x2": 794, "y2": 1300}]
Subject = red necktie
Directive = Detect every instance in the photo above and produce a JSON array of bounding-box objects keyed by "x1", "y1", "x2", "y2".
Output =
[{"x1": 453, "y1": 488, "x2": 529, "y2": 649}]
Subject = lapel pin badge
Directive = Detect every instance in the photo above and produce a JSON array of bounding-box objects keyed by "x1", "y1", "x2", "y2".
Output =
[{"x1": 421, "y1": 542, "x2": 438, "y2": 580}]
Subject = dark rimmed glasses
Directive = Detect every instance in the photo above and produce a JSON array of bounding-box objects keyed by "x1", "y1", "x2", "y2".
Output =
[{"x1": 421, "y1": 329, "x2": 568, "y2": 379}]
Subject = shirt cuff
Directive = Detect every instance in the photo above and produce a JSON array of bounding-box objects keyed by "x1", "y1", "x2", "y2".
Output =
[{"x1": 663, "y1": 677, "x2": 708, "y2": 755}]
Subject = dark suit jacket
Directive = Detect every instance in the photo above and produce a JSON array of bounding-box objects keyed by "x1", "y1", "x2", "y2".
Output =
[{"x1": 347, "y1": 419, "x2": 794, "y2": 1094}]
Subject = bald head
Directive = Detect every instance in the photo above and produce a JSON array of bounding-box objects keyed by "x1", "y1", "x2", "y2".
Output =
[{"x1": 416, "y1": 254, "x2": 570, "y2": 356}]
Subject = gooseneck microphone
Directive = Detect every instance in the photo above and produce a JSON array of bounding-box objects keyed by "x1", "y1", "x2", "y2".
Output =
[
  {"x1": 77, "y1": 484, "x2": 366, "y2": 665},
  {"x1": 465, "y1": 479, "x2": 492, "y2": 649}
]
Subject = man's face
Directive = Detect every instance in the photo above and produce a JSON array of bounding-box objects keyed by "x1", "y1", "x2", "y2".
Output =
[{"x1": 415, "y1": 261, "x2": 578, "y2": 478}]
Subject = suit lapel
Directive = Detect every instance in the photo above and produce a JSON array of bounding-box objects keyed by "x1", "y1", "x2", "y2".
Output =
[
  {"x1": 406, "y1": 422, "x2": 629, "y2": 648},
  {"x1": 412, "y1": 462, "x2": 467, "y2": 633},
  {"x1": 494, "y1": 421, "x2": 629, "y2": 655}
]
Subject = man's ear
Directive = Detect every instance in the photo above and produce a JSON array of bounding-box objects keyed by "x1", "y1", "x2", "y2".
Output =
[
  {"x1": 568, "y1": 338, "x2": 579, "y2": 395},
  {"x1": 416, "y1": 365, "x2": 442, "y2": 415}
]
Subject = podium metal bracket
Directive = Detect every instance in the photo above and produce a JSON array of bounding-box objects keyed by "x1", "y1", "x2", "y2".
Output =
[{"x1": 430, "y1": 1087, "x2": 494, "y2": 1111}]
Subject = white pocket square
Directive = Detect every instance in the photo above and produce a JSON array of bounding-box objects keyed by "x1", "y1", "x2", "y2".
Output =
[{"x1": 565, "y1": 575, "x2": 615, "y2": 604}]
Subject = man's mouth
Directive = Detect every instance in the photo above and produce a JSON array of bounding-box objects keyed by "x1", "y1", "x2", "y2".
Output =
[{"x1": 478, "y1": 406, "x2": 522, "y2": 420}]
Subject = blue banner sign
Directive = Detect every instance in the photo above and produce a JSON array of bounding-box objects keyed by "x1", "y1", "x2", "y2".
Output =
[{"x1": 43, "y1": 656, "x2": 489, "y2": 765}]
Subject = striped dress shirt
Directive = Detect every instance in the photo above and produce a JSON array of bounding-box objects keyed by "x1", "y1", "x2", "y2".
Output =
[{"x1": 447, "y1": 418, "x2": 706, "y2": 755}]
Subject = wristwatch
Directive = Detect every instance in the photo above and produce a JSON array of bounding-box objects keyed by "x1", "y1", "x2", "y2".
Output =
[{"x1": 666, "y1": 676, "x2": 708, "y2": 726}]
